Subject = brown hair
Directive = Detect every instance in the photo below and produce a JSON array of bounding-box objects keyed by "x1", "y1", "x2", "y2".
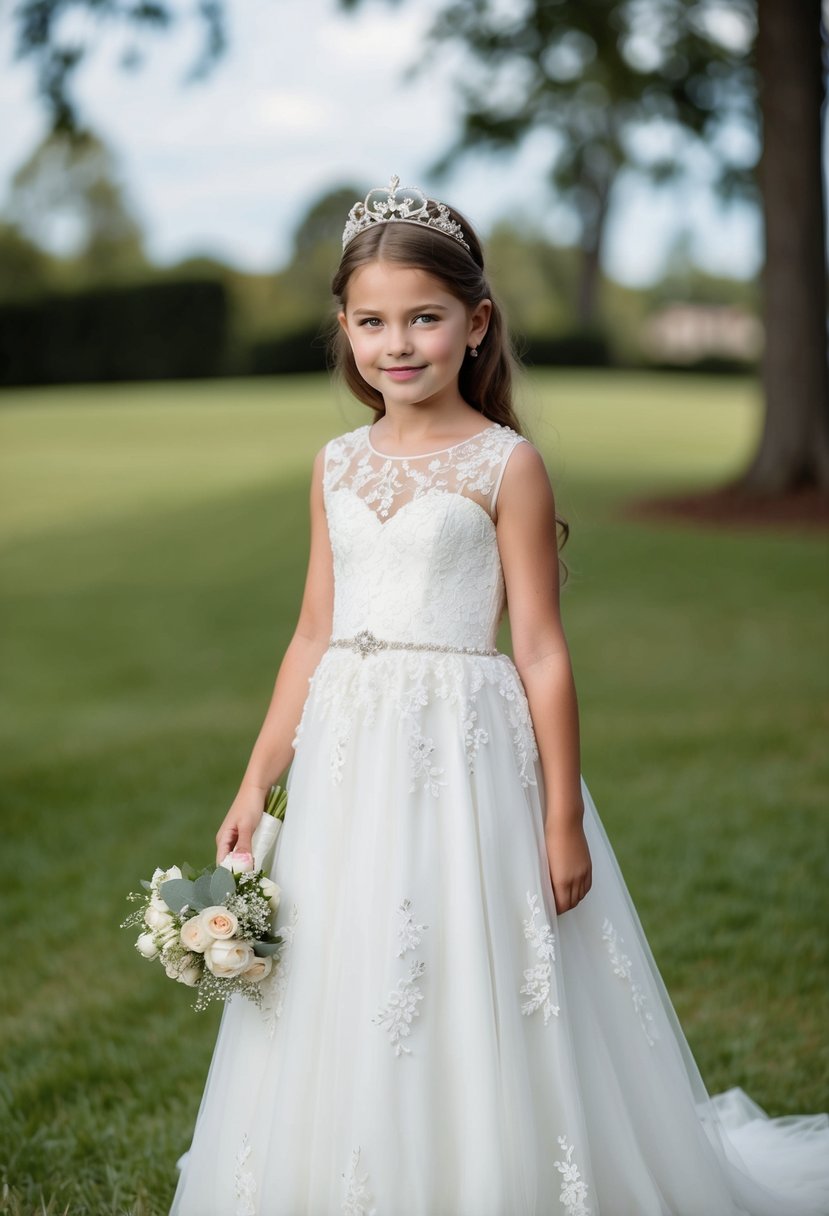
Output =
[{"x1": 329, "y1": 202, "x2": 570, "y2": 580}]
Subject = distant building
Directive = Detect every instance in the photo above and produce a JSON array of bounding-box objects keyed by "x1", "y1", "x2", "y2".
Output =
[{"x1": 641, "y1": 304, "x2": 763, "y2": 364}]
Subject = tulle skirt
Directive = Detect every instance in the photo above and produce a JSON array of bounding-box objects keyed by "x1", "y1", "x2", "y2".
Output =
[{"x1": 170, "y1": 650, "x2": 829, "y2": 1215}]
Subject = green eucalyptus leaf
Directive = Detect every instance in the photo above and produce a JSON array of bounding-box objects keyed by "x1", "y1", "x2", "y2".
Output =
[
  {"x1": 253, "y1": 940, "x2": 282, "y2": 957},
  {"x1": 159, "y1": 878, "x2": 195, "y2": 914},
  {"x1": 210, "y1": 865, "x2": 236, "y2": 904},
  {"x1": 192, "y1": 873, "x2": 213, "y2": 909}
]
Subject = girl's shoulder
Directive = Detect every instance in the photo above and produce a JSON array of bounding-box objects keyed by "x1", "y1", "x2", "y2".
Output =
[{"x1": 323, "y1": 422, "x2": 370, "y2": 460}]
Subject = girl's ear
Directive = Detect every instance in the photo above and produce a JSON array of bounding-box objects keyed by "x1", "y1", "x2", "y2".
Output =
[
  {"x1": 469, "y1": 298, "x2": 492, "y2": 347},
  {"x1": 337, "y1": 309, "x2": 349, "y2": 336}
]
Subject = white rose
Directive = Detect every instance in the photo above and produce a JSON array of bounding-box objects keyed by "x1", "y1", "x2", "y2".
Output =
[
  {"x1": 180, "y1": 916, "x2": 212, "y2": 953},
  {"x1": 199, "y1": 906, "x2": 239, "y2": 940},
  {"x1": 163, "y1": 958, "x2": 179, "y2": 980},
  {"x1": 241, "y1": 955, "x2": 273, "y2": 983},
  {"x1": 151, "y1": 865, "x2": 182, "y2": 891},
  {"x1": 260, "y1": 878, "x2": 281, "y2": 913},
  {"x1": 204, "y1": 938, "x2": 255, "y2": 978},
  {"x1": 144, "y1": 898, "x2": 174, "y2": 933},
  {"x1": 136, "y1": 931, "x2": 159, "y2": 960},
  {"x1": 176, "y1": 958, "x2": 202, "y2": 987},
  {"x1": 219, "y1": 850, "x2": 254, "y2": 875}
]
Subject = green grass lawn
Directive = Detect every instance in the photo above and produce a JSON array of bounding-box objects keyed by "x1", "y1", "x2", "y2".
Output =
[{"x1": 1, "y1": 370, "x2": 827, "y2": 1215}]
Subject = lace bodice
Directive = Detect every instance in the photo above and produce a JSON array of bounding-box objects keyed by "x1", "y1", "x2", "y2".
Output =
[{"x1": 323, "y1": 421, "x2": 527, "y2": 651}]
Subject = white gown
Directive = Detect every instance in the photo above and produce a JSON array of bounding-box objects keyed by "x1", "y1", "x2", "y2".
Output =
[{"x1": 170, "y1": 421, "x2": 829, "y2": 1216}]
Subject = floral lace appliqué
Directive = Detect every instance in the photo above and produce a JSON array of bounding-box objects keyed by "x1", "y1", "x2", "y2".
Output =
[
  {"x1": 601, "y1": 918, "x2": 658, "y2": 1046},
  {"x1": 372, "y1": 957, "x2": 426, "y2": 1056},
  {"x1": 396, "y1": 897, "x2": 428, "y2": 957},
  {"x1": 553, "y1": 1135, "x2": 591, "y2": 1215},
  {"x1": 520, "y1": 891, "x2": 559, "y2": 1024},
  {"x1": 462, "y1": 704, "x2": 489, "y2": 773},
  {"x1": 342, "y1": 1146, "x2": 376, "y2": 1215},
  {"x1": 234, "y1": 1132, "x2": 257, "y2": 1216},
  {"x1": 260, "y1": 901, "x2": 299, "y2": 1038},
  {"x1": 373, "y1": 898, "x2": 428, "y2": 1056},
  {"x1": 408, "y1": 723, "x2": 447, "y2": 797},
  {"x1": 303, "y1": 650, "x2": 538, "y2": 792}
]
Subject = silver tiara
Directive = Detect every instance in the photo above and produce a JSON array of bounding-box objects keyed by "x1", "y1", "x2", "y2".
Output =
[{"x1": 342, "y1": 174, "x2": 471, "y2": 253}]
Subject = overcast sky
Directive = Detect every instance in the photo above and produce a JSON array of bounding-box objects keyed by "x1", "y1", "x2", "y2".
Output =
[{"x1": 0, "y1": 0, "x2": 770, "y2": 285}]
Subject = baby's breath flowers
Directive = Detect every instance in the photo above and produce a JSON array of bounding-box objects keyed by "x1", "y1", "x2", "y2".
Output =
[{"x1": 122, "y1": 784, "x2": 289, "y2": 1012}]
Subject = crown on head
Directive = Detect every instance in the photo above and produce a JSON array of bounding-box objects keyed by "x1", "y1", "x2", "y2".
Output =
[{"x1": 342, "y1": 174, "x2": 471, "y2": 253}]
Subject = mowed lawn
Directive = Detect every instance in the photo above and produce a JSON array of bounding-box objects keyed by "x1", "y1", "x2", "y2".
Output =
[{"x1": 1, "y1": 370, "x2": 827, "y2": 1215}]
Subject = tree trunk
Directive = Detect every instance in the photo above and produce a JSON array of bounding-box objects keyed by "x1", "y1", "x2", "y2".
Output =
[
  {"x1": 576, "y1": 177, "x2": 611, "y2": 330},
  {"x1": 741, "y1": 0, "x2": 829, "y2": 492}
]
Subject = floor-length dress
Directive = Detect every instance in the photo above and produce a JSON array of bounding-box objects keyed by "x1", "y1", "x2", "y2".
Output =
[{"x1": 170, "y1": 421, "x2": 829, "y2": 1216}]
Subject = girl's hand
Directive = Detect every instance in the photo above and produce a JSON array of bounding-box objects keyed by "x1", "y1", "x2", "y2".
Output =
[
  {"x1": 215, "y1": 784, "x2": 266, "y2": 866},
  {"x1": 545, "y1": 819, "x2": 592, "y2": 915}
]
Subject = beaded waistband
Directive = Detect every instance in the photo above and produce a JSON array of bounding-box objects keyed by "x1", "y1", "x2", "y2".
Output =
[{"x1": 328, "y1": 628, "x2": 499, "y2": 660}]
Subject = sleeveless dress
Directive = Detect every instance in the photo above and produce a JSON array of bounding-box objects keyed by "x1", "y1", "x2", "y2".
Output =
[{"x1": 169, "y1": 421, "x2": 829, "y2": 1216}]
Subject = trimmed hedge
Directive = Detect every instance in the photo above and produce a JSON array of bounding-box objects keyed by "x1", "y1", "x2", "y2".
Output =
[
  {"x1": 248, "y1": 326, "x2": 331, "y2": 376},
  {"x1": 0, "y1": 279, "x2": 229, "y2": 386}
]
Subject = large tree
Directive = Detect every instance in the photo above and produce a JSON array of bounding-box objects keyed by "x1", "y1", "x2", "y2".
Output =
[
  {"x1": 340, "y1": 0, "x2": 760, "y2": 331},
  {"x1": 5, "y1": 127, "x2": 146, "y2": 278},
  {"x1": 743, "y1": 0, "x2": 829, "y2": 491}
]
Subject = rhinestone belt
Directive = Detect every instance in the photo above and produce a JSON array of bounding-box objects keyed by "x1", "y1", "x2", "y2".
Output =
[{"x1": 328, "y1": 628, "x2": 499, "y2": 660}]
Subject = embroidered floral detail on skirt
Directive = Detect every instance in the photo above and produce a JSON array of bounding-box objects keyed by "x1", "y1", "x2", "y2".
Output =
[
  {"x1": 601, "y1": 918, "x2": 658, "y2": 1046},
  {"x1": 553, "y1": 1135, "x2": 591, "y2": 1215},
  {"x1": 373, "y1": 899, "x2": 429, "y2": 1056},
  {"x1": 342, "y1": 1146, "x2": 376, "y2": 1215},
  {"x1": 520, "y1": 891, "x2": 559, "y2": 1024},
  {"x1": 408, "y1": 723, "x2": 447, "y2": 797},
  {"x1": 234, "y1": 1132, "x2": 257, "y2": 1216},
  {"x1": 396, "y1": 897, "x2": 428, "y2": 957},
  {"x1": 372, "y1": 958, "x2": 426, "y2": 1056},
  {"x1": 297, "y1": 649, "x2": 538, "y2": 791}
]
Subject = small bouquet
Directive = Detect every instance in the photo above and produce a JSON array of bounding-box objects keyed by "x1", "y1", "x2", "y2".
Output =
[{"x1": 122, "y1": 783, "x2": 289, "y2": 1012}]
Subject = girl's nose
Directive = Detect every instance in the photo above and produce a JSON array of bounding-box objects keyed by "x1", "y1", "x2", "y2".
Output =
[{"x1": 386, "y1": 328, "x2": 414, "y2": 357}]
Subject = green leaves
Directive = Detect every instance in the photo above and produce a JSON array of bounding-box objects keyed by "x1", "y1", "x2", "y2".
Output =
[
  {"x1": 159, "y1": 864, "x2": 236, "y2": 914},
  {"x1": 210, "y1": 865, "x2": 236, "y2": 904},
  {"x1": 159, "y1": 877, "x2": 196, "y2": 914},
  {"x1": 252, "y1": 934, "x2": 283, "y2": 957}
]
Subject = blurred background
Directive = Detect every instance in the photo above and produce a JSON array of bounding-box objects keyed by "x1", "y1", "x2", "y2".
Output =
[{"x1": 1, "y1": 2, "x2": 827, "y2": 1214}]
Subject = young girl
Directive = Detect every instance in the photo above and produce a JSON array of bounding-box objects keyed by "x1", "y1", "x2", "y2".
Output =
[{"x1": 170, "y1": 177, "x2": 829, "y2": 1215}]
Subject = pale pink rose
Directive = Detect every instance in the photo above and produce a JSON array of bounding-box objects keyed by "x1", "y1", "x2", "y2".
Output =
[
  {"x1": 241, "y1": 955, "x2": 273, "y2": 983},
  {"x1": 180, "y1": 916, "x2": 212, "y2": 953},
  {"x1": 199, "y1": 906, "x2": 239, "y2": 940},
  {"x1": 220, "y1": 850, "x2": 254, "y2": 875},
  {"x1": 204, "y1": 939, "x2": 255, "y2": 978}
]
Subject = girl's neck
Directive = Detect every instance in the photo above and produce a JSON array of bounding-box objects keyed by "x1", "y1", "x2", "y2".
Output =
[{"x1": 373, "y1": 403, "x2": 487, "y2": 448}]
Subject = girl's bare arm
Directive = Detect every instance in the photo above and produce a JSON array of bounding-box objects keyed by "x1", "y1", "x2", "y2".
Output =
[
  {"x1": 215, "y1": 445, "x2": 334, "y2": 862},
  {"x1": 495, "y1": 441, "x2": 592, "y2": 914}
]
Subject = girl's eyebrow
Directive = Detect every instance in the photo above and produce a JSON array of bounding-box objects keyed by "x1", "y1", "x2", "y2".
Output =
[{"x1": 350, "y1": 303, "x2": 449, "y2": 316}]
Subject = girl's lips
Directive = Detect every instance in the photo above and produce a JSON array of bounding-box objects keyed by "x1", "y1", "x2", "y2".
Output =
[{"x1": 383, "y1": 367, "x2": 425, "y2": 381}]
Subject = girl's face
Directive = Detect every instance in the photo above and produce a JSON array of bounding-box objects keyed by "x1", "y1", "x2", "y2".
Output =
[{"x1": 338, "y1": 261, "x2": 490, "y2": 412}]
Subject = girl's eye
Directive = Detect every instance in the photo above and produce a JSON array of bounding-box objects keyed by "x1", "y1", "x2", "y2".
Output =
[
  {"x1": 359, "y1": 318, "x2": 382, "y2": 328},
  {"x1": 414, "y1": 314, "x2": 438, "y2": 325}
]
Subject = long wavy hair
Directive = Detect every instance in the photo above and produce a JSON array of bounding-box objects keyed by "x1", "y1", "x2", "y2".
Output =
[{"x1": 329, "y1": 203, "x2": 570, "y2": 581}]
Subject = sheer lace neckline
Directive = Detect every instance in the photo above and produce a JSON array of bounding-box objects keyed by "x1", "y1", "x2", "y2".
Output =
[{"x1": 365, "y1": 421, "x2": 499, "y2": 460}]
